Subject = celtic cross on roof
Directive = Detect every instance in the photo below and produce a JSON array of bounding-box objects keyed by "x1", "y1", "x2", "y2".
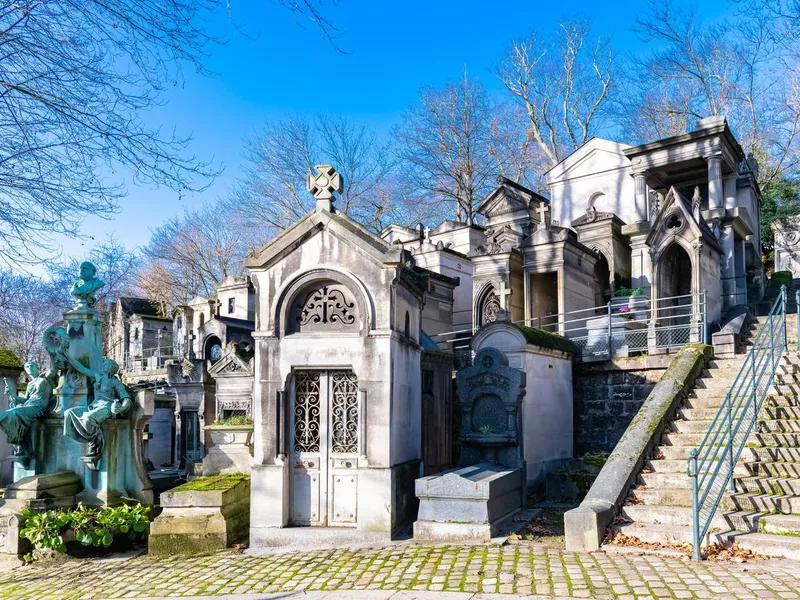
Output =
[{"x1": 307, "y1": 164, "x2": 344, "y2": 201}]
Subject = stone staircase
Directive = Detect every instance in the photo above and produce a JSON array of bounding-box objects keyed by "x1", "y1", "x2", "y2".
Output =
[{"x1": 613, "y1": 313, "x2": 800, "y2": 559}]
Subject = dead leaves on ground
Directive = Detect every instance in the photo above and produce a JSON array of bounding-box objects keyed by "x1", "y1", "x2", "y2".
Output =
[{"x1": 605, "y1": 530, "x2": 768, "y2": 562}]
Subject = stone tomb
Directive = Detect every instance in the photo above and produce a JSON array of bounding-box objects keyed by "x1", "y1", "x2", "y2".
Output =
[{"x1": 414, "y1": 347, "x2": 526, "y2": 540}]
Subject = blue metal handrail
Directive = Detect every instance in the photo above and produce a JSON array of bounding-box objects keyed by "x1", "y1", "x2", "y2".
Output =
[{"x1": 687, "y1": 286, "x2": 787, "y2": 560}]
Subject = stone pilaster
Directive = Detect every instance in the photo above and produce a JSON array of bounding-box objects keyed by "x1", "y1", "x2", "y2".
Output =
[
  {"x1": 723, "y1": 174, "x2": 737, "y2": 210},
  {"x1": 718, "y1": 225, "x2": 738, "y2": 311}
]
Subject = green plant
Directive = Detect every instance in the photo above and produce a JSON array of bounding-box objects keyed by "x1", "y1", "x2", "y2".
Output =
[
  {"x1": 213, "y1": 414, "x2": 254, "y2": 426},
  {"x1": 20, "y1": 503, "x2": 150, "y2": 560},
  {"x1": 478, "y1": 424, "x2": 497, "y2": 435},
  {"x1": 613, "y1": 287, "x2": 644, "y2": 297}
]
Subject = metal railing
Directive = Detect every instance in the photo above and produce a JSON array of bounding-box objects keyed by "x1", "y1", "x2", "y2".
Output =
[
  {"x1": 430, "y1": 291, "x2": 708, "y2": 362},
  {"x1": 124, "y1": 345, "x2": 179, "y2": 373},
  {"x1": 687, "y1": 286, "x2": 787, "y2": 560}
]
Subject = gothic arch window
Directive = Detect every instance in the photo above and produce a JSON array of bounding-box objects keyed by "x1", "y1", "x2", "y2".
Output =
[
  {"x1": 288, "y1": 278, "x2": 360, "y2": 334},
  {"x1": 479, "y1": 287, "x2": 501, "y2": 326}
]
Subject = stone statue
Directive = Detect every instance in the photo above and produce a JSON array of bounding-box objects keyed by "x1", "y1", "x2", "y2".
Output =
[
  {"x1": 63, "y1": 356, "x2": 131, "y2": 468},
  {"x1": 70, "y1": 261, "x2": 105, "y2": 309},
  {"x1": 0, "y1": 360, "x2": 58, "y2": 463}
]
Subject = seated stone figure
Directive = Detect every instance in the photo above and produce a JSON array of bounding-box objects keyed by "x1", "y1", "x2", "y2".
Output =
[
  {"x1": 69, "y1": 261, "x2": 105, "y2": 309},
  {"x1": 0, "y1": 360, "x2": 58, "y2": 463},
  {"x1": 63, "y1": 356, "x2": 131, "y2": 468}
]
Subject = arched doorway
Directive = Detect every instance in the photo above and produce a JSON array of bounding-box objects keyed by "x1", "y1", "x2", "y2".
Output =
[
  {"x1": 656, "y1": 244, "x2": 693, "y2": 344},
  {"x1": 593, "y1": 251, "x2": 612, "y2": 306}
]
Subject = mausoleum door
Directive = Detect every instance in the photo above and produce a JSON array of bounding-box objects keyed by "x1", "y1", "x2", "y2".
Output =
[{"x1": 289, "y1": 370, "x2": 359, "y2": 527}]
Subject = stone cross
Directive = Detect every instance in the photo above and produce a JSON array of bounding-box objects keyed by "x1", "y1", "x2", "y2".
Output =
[
  {"x1": 498, "y1": 280, "x2": 512, "y2": 310},
  {"x1": 307, "y1": 164, "x2": 344, "y2": 211},
  {"x1": 535, "y1": 202, "x2": 550, "y2": 230}
]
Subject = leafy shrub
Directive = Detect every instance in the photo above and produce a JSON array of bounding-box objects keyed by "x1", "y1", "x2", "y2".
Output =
[
  {"x1": 613, "y1": 287, "x2": 644, "y2": 297},
  {"x1": 20, "y1": 503, "x2": 150, "y2": 561}
]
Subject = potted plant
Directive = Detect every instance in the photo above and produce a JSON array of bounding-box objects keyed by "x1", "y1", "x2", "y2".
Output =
[{"x1": 202, "y1": 415, "x2": 254, "y2": 475}]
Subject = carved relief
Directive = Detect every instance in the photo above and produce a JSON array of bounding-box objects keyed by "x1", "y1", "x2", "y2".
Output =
[
  {"x1": 290, "y1": 282, "x2": 359, "y2": 332},
  {"x1": 482, "y1": 292, "x2": 500, "y2": 325}
]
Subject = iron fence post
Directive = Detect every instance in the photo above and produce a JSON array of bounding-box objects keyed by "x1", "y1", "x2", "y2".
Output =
[
  {"x1": 607, "y1": 301, "x2": 613, "y2": 360},
  {"x1": 795, "y1": 289, "x2": 799, "y2": 352},
  {"x1": 701, "y1": 289, "x2": 708, "y2": 344},
  {"x1": 751, "y1": 344, "x2": 758, "y2": 431},
  {"x1": 727, "y1": 390, "x2": 735, "y2": 493},
  {"x1": 688, "y1": 448, "x2": 701, "y2": 561}
]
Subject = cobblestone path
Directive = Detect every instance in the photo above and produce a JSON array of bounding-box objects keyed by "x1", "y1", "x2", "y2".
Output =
[{"x1": 3, "y1": 544, "x2": 800, "y2": 599}]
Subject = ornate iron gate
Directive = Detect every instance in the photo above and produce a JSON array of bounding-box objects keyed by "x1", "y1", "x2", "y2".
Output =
[{"x1": 290, "y1": 370, "x2": 359, "y2": 527}]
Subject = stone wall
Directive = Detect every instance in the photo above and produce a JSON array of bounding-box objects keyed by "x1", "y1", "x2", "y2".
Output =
[{"x1": 573, "y1": 355, "x2": 673, "y2": 456}]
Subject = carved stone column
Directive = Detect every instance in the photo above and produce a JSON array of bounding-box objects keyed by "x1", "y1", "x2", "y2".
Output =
[
  {"x1": 706, "y1": 153, "x2": 723, "y2": 211},
  {"x1": 723, "y1": 174, "x2": 737, "y2": 210},
  {"x1": 633, "y1": 171, "x2": 648, "y2": 222}
]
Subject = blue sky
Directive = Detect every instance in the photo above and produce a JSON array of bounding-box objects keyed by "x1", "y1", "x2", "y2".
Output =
[{"x1": 56, "y1": 0, "x2": 731, "y2": 262}]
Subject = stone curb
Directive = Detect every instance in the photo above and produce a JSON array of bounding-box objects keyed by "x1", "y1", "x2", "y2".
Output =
[{"x1": 564, "y1": 344, "x2": 713, "y2": 551}]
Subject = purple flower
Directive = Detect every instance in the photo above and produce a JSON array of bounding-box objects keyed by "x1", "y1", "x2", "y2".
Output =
[{"x1": 618, "y1": 305, "x2": 631, "y2": 313}]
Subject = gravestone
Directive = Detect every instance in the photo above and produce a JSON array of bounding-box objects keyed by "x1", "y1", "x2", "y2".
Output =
[{"x1": 414, "y1": 347, "x2": 526, "y2": 540}]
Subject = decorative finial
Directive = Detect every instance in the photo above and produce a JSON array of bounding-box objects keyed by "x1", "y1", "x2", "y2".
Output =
[
  {"x1": 307, "y1": 164, "x2": 343, "y2": 212},
  {"x1": 69, "y1": 261, "x2": 105, "y2": 311}
]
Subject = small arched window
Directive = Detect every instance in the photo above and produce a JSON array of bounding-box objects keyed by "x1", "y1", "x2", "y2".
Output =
[
  {"x1": 404, "y1": 311, "x2": 410, "y2": 339},
  {"x1": 288, "y1": 279, "x2": 359, "y2": 334},
  {"x1": 199, "y1": 313, "x2": 205, "y2": 328}
]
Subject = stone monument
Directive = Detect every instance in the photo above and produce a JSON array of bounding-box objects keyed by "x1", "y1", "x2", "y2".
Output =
[
  {"x1": 414, "y1": 347, "x2": 526, "y2": 540},
  {"x1": 0, "y1": 262, "x2": 154, "y2": 525}
]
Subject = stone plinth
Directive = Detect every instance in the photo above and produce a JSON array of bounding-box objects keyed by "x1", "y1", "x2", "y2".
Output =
[
  {"x1": 77, "y1": 390, "x2": 154, "y2": 506},
  {"x1": 414, "y1": 464, "x2": 523, "y2": 541},
  {"x1": 149, "y1": 474, "x2": 250, "y2": 556},
  {"x1": 201, "y1": 425, "x2": 253, "y2": 475}
]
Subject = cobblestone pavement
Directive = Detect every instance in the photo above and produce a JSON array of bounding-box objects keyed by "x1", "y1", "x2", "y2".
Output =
[{"x1": 2, "y1": 544, "x2": 800, "y2": 600}]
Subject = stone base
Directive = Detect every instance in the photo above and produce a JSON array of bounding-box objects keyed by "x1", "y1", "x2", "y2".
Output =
[
  {"x1": 201, "y1": 425, "x2": 253, "y2": 476},
  {"x1": 0, "y1": 471, "x2": 82, "y2": 556},
  {"x1": 413, "y1": 463, "x2": 524, "y2": 541},
  {"x1": 149, "y1": 475, "x2": 250, "y2": 556}
]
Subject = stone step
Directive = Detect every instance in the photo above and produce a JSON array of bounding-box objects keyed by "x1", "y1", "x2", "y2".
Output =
[
  {"x1": 621, "y1": 505, "x2": 761, "y2": 531},
  {"x1": 661, "y1": 431, "x2": 800, "y2": 447},
  {"x1": 646, "y1": 459, "x2": 749, "y2": 476},
  {"x1": 632, "y1": 487, "x2": 800, "y2": 513},
  {"x1": 744, "y1": 446, "x2": 800, "y2": 462},
  {"x1": 640, "y1": 471, "x2": 707, "y2": 488},
  {"x1": 734, "y1": 475, "x2": 800, "y2": 496},
  {"x1": 676, "y1": 406, "x2": 800, "y2": 420},
  {"x1": 613, "y1": 521, "x2": 800, "y2": 559},
  {"x1": 744, "y1": 461, "x2": 800, "y2": 478},
  {"x1": 668, "y1": 419, "x2": 715, "y2": 434},
  {"x1": 682, "y1": 396, "x2": 726, "y2": 409},
  {"x1": 757, "y1": 419, "x2": 800, "y2": 434},
  {"x1": 764, "y1": 394, "x2": 800, "y2": 408}
]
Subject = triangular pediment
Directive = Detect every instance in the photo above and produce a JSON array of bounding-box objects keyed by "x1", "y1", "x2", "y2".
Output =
[
  {"x1": 245, "y1": 208, "x2": 403, "y2": 271},
  {"x1": 477, "y1": 178, "x2": 547, "y2": 219},
  {"x1": 546, "y1": 138, "x2": 632, "y2": 183},
  {"x1": 208, "y1": 346, "x2": 252, "y2": 377},
  {"x1": 645, "y1": 187, "x2": 722, "y2": 253}
]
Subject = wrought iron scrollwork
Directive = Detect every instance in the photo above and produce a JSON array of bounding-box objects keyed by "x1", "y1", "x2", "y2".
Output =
[
  {"x1": 482, "y1": 292, "x2": 500, "y2": 325},
  {"x1": 296, "y1": 285, "x2": 356, "y2": 327},
  {"x1": 331, "y1": 371, "x2": 358, "y2": 453},
  {"x1": 294, "y1": 371, "x2": 321, "y2": 452}
]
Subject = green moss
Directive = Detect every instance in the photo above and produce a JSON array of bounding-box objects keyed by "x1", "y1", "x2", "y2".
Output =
[
  {"x1": 171, "y1": 473, "x2": 249, "y2": 492},
  {"x1": 0, "y1": 348, "x2": 23, "y2": 370},
  {"x1": 580, "y1": 452, "x2": 610, "y2": 469},
  {"x1": 613, "y1": 287, "x2": 644, "y2": 297},
  {"x1": 212, "y1": 415, "x2": 253, "y2": 426},
  {"x1": 514, "y1": 324, "x2": 577, "y2": 354}
]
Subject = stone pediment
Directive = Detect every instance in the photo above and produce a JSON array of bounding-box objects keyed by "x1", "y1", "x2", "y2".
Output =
[
  {"x1": 546, "y1": 138, "x2": 632, "y2": 183},
  {"x1": 244, "y1": 209, "x2": 404, "y2": 271},
  {"x1": 571, "y1": 209, "x2": 619, "y2": 228},
  {"x1": 208, "y1": 345, "x2": 253, "y2": 378},
  {"x1": 645, "y1": 186, "x2": 722, "y2": 254},
  {"x1": 477, "y1": 177, "x2": 548, "y2": 219}
]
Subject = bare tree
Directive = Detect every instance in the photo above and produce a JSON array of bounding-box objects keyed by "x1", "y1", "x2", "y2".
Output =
[
  {"x1": 497, "y1": 19, "x2": 617, "y2": 169},
  {"x1": 627, "y1": 0, "x2": 800, "y2": 186},
  {"x1": 0, "y1": 272, "x2": 63, "y2": 364},
  {"x1": 394, "y1": 74, "x2": 528, "y2": 223},
  {"x1": 0, "y1": 0, "x2": 348, "y2": 266},
  {"x1": 136, "y1": 203, "x2": 255, "y2": 310},
  {"x1": 225, "y1": 114, "x2": 409, "y2": 234}
]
